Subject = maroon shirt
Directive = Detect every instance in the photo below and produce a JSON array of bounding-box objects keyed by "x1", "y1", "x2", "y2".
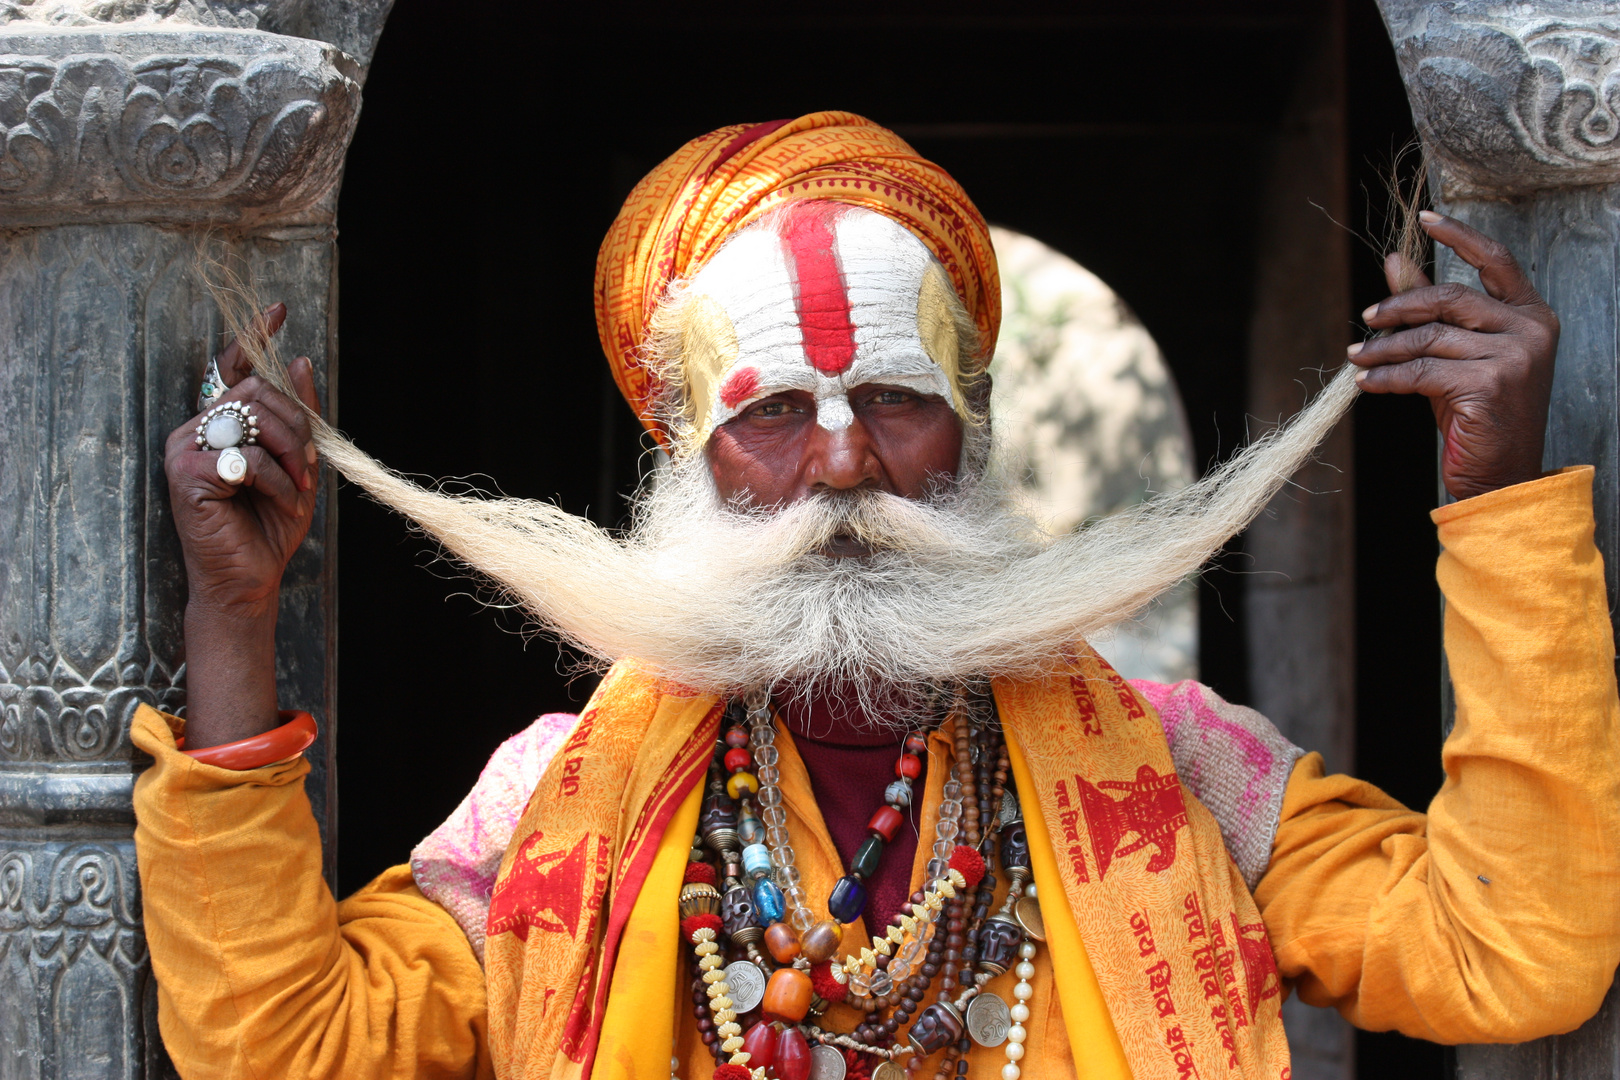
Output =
[{"x1": 777, "y1": 694, "x2": 926, "y2": 930}]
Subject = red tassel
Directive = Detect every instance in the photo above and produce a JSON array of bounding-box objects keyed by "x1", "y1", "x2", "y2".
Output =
[
  {"x1": 681, "y1": 913, "x2": 723, "y2": 943},
  {"x1": 713, "y1": 1066, "x2": 753, "y2": 1080},
  {"x1": 682, "y1": 861, "x2": 717, "y2": 886},
  {"x1": 810, "y1": 961, "x2": 847, "y2": 1003},
  {"x1": 948, "y1": 844, "x2": 986, "y2": 890}
]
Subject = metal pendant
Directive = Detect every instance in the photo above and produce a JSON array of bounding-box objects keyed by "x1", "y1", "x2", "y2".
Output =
[
  {"x1": 872, "y1": 1063, "x2": 907, "y2": 1080},
  {"x1": 808, "y1": 1043, "x2": 847, "y2": 1080},
  {"x1": 723, "y1": 959, "x2": 766, "y2": 1015},
  {"x1": 998, "y1": 787, "x2": 1022, "y2": 829},
  {"x1": 966, "y1": 990, "x2": 1012, "y2": 1047},
  {"x1": 1015, "y1": 894, "x2": 1047, "y2": 942}
]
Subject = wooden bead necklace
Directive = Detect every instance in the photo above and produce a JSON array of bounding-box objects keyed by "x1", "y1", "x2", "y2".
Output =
[{"x1": 674, "y1": 688, "x2": 1047, "y2": 1080}]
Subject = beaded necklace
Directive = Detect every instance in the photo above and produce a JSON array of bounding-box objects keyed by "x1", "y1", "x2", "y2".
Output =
[{"x1": 675, "y1": 688, "x2": 1047, "y2": 1080}]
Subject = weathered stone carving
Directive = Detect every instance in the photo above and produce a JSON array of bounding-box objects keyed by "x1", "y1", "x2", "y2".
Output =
[
  {"x1": 0, "y1": 840, "x2": 150, "y2": 1079},
  {"x1": 1, "y1": 1, "x2": 268, "y2": 30},
  {"x1": 0, "y1": 0, "x2": 391, "y2": 70},
  {"x1": 0, "y1": 2, "x2": 384, "y2": 1073},
  {"x1": 0, "y1": 652, "x2": 183, "y2": 762},
  {"x1": 1381, "y1": 1, "x2": 1620, "y2": 197},
  {"x1": 0, "y1": 34, "x2": 362, "y2": 226}
]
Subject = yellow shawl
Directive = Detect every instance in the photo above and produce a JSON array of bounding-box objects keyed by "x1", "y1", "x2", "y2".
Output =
[{"x1": 484, "y1": 652, "x2": 1289, "y2": 1078}]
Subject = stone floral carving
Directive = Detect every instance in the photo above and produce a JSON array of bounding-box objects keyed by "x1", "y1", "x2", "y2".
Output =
[
  {"x1": 0, "y1": 842, "x2": 148, "y2": 1079},
  {"x1": 0, "y1": 0, "x2": 268, "y2": 28},
  {"x1": 0, "y1": 0, "x2": 392, "y2": 71},
  {"x1": 0, "y1": 651, "x2": 183, "y2": 762},
  {"x1": 0, "y1": 3, "x2": 368, "y2": 1071},
  {"x1": 0, "y1": 34, "x2": 361, "y2": 224},
  {"x1": 0, "y1": 844, "x2": 139, "y2": 936},
  {"x1": 1380, "y1": 2, "x2": 1620, "y2": 196}
]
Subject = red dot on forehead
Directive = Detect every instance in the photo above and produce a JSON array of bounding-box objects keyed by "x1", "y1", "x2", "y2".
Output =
[
  {"x1": 781, "y1": 202, "x2": 858, "y2": 376},
  {"x1": 719, "y1": 366, "x2": 761, "y2": 409}
]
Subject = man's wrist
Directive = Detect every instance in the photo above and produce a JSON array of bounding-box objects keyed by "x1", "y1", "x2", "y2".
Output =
[
  {"x1": 183, "y1": 581, "x2": 280, "y2": 627},
  {"x1": 1447, "y1": 467, "x2": 1551, "y2": 504},
  {"x1": 181, "y1": 598, "x2": 282, "y2": 749}
]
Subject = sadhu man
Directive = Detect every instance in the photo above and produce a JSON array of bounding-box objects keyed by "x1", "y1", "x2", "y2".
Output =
[{"x1": 136, "y1": 113, "x2": 1620, "y2": 1078}]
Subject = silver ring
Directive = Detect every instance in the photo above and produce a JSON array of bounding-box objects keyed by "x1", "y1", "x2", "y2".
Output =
[
  {"x1": 198, "y1": 355, "x2": 226, "y2": 413},
  {"x1": 194, "y1": 400, "x2": 259, "y2": 452},
  {"x1": 216, "y1": 446, "x2": 248, "y2": 485}
]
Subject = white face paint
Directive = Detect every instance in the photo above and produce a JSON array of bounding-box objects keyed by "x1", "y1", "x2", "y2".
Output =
[{"x1": 677, "y1": 204, "x2": 964, "y2": 441}]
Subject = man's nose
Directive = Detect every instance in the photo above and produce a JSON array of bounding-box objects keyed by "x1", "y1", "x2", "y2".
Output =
[{"x1": 803, "y1": 415, "x2": 882, "y2": 491}]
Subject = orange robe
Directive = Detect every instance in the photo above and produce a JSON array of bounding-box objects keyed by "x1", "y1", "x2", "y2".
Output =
[{"x1": 132, "y1": 467, "x2": 1620, "y2": 1077}]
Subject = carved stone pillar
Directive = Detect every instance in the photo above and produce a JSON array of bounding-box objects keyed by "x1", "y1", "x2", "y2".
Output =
[
  {"x1": 1378, "y1": 2, "x2": 1620, "y2": 1076},
  {"x1": 0, "y1": 4, "x2": 387, "y2": 1075}
]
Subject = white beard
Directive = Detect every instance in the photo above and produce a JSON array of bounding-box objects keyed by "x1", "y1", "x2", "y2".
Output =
[{"x1": 311, "y1": 368, "x2": 1359, "y2": 720}]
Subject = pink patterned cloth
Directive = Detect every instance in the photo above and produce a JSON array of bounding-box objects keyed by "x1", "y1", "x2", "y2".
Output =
[
  {"x1": 1132, "y1": 679, "x2": 1305, "y2": 890},
  {"x1": 412, "y1": 684, "x2": 1304, "y2": 958},
  {"x1": 410, "y1": 712, "x2": 580, "y2": 963}
]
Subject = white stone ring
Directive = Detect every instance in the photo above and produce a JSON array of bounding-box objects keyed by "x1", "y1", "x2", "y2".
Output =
[
  {"x1": 194, "y1": 401, "x2": 259, "y2": 486},
  {"x1": 194, "y1": 400, "x2": 260, "y2": 452}
]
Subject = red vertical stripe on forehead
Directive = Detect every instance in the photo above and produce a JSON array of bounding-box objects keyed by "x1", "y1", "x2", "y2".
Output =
[{"x1": 782, "y1": 202, "x2": 858, "y2": 375}]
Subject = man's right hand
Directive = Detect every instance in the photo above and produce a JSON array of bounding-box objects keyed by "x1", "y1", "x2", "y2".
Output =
[{"x1": 163, "y1": 303, "x2": 323, "y2": 747}]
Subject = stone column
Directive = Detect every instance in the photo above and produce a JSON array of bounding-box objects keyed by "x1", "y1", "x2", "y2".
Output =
[
  {"x1": 1377, "y1": 2, "x2": 1620, "y2": 1076},
  {"x1": 0, "y1": 4, "x2": 387, "y2": 1075}
]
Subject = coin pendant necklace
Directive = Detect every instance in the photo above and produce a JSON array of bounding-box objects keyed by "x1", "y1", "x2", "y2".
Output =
[{"x1": 672, "y1": 687, "x2": 1045, "y2": 1078}]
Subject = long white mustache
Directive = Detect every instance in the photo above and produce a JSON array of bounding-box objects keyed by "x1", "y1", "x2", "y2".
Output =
[{"x1": 297, "y1": 367, "x2": 1359, "y2": 702}]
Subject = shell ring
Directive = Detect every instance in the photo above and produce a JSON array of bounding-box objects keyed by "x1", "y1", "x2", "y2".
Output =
[{"x1": 195, "y1": 400, "x2": 259, "y2": 486}]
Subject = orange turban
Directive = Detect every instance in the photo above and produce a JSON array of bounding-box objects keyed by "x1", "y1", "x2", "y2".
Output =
[{"x1": 594, "y1": 111, "x2": 1000, "y2": 445}]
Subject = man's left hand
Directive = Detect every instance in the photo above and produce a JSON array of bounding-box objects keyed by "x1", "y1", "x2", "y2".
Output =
[{"x1": 1350, "y1": 211, "x2": 1558, "y2": 502}]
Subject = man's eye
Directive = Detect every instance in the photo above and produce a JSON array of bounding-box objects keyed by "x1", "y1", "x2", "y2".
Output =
[
  {"x1": 753, "y1": 401, "x2": 790, "y2": 417},
  {"x1": 874, "y1": 391, "x2": 910, "y2": 405}
]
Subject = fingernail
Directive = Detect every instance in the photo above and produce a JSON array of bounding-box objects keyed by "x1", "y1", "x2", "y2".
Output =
[
  {"x1": 1347, "y1": 342, "x2": 1364, "y2": 357},
  {"x1": 305, "y1": 442, "x2": 318, "y2": 465},
  {"x1": 1419, "y1": 210, "x2": 1442, "y2": 224},
  {"x1": 1361, "y1": 303, "x2": 1379, "y2": 321},
  {"x1": 1355, "y1": 369, "x2": 1368, "y2": 383}
]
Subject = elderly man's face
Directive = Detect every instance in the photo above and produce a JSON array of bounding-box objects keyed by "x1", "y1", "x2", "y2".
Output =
[{"x1": 678, "y1": 202, "x2": 971, "y2": 522}]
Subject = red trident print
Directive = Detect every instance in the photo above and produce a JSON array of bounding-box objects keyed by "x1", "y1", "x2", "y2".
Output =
[
  {"x1": 1234, "y1": 916, "x2": 1281, "y2": 1021},
  {"x1": 1075, "y1": 764, "x2": 1189, "y2": 879},
  {"x1": 487, "y1": 832, "x2": 589, "y2": 942}
]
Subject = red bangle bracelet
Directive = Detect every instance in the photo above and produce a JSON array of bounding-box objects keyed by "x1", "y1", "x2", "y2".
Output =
[{"x1": 179, "y1": 711, "x2": 318, "y2": 770}]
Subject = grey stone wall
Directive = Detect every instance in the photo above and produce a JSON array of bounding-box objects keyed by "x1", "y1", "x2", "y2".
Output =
[{"x1": 0, "y1": 4, "x2": 387, "y2": 1075}]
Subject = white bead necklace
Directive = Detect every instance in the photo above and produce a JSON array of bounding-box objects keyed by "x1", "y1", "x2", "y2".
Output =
[{"x1": 1001, "y1": 889, "x2": 1039, "y2": 1080}]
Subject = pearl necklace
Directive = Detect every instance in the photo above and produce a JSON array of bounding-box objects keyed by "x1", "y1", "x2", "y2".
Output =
[{"x1": 675, "y1": 687, "x2": 1046, "y2": 1079}]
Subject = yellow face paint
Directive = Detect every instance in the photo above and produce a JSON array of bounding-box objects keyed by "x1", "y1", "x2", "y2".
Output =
[
  {"x1": 679, "y1": 293, "x2": 740, "y2": 439},
  {"x1": 916, "y1": 263, "x2": 963, "y2": 411}
]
